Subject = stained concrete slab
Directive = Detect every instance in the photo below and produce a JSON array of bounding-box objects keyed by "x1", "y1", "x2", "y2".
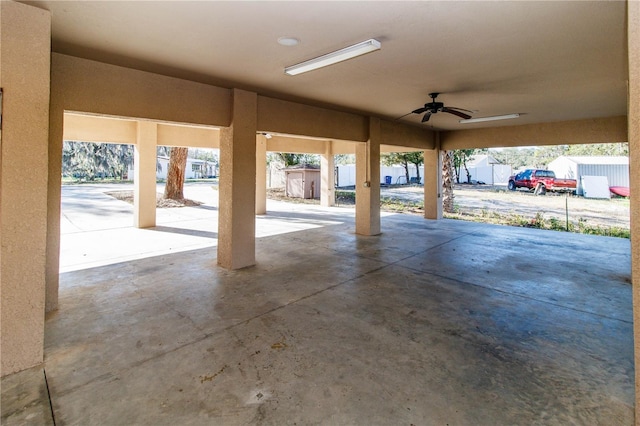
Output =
[
  {"x1": 3, "y1": 185, "x2": 634, "y2": 424},
  {"x1": 0, "y1": 367, "x2": 54, "y2": 425}
]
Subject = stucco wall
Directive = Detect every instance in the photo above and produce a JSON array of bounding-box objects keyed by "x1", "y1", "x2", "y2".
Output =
[
  {"x1": 51, "y1": 53, "x2": 232, "y2": 126},
  {"x1": 258, "y1": 96, "x2": 368, "y2": 142},
  {"x1": 440, "y1": 116, "x2": 628, "y2": 150},
  {"x1": 0, "y1": 1, "x2": 51, "y2": 376}
]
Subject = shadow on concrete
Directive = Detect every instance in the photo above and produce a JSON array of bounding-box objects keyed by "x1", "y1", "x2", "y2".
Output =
[{"x1": 150, "y1": 226, "x2": 218, "y2": 239}]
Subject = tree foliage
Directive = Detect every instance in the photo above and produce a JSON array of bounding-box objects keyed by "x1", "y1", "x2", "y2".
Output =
[
  {"x1": 381, "y1": 151, "x2": 424, "y2": 183},
  {"x1": 381, "y1": 152, "x2": 410, "y2": 183},
  {"x1": 62, "y1": 141, "x2": 133, "y2": 180},
  {"x1": 489, "y1": 143, "x2": 628, "y2": 170},
  {"x1": 271, "y1": 153, "x2": 320, "y2": 167},
  {"x1": 335, "y1": 154, "x2": 355, "y2": 165}
]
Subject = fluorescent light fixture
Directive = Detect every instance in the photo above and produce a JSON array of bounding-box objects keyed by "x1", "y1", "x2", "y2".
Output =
[
  {"x1": 285, "y1": 39, "x2": 381, "y2": 76},
  {"x1": 459, "y1": 113, "x2": 520, "y2": 124}
]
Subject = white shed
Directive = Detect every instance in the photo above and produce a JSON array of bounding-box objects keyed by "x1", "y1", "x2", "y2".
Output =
[
  {"x1": 547, "y1": 156, "x2": 629, "y2": 195},
  {"x1": 465, "y1": 155, "x2": 512, "y2": 185},
  {"x1": 285, "y1": 164, "x2": 321, "y2": 199}
]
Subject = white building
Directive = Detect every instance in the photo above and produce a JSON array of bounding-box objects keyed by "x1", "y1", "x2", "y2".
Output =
[
  {"x1": 464, "y1": 155, "x2": 512, "y2": 185},
  {"x1": 130, "y1": 156, "x2": 218, "y2": 180},
  {"x1": 547, "y1": 156, "x2": 629, "y2": 195}
]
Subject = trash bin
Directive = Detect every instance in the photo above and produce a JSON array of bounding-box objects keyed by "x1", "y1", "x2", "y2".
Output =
[{"x1": 384, "y1": 176, "x2": 392, "y2": 185}]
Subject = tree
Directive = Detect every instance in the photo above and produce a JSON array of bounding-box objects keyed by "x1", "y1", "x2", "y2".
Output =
[
  {"x1": 566, "y1": 142, "x2": 628, "y2": 156},
  {"x1": 164, "y1": 147, "x2": 188, "y2": 200},
  {"x1": 62, "y1": 141, "x2": 133, "y2": 180},
  {"x1": 452, "y1": 149, "x2": 476, "y2": 183},
  {"x1": 273, "y1": 153, "x2": 320, "y2": 167},
  {"x1": 532, "y1": 145, "x2": 568, "y2": 167},
  {"x1": 335, "y1": 154, "x2": 355, "y2": 165},
  {"x1": 381, "y1": 152, "x2": 410, "y2": 183},
  {"x1": 442, "y1": 151, "x2": 455, "y2": 213},
  {"x1": 489, "y1": 147, "x2": 536, "y2": 170},
  {"x1": 405, "y1": 152, "x2": 424, "y2": 184}
]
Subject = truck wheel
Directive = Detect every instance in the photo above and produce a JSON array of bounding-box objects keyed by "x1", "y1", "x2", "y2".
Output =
[
  {"x1": 534, "y1": 183, "x2": 546, "y2": 195},
  {"x1": 508, "y1": 181, "x2": 516, "y2": 191}
]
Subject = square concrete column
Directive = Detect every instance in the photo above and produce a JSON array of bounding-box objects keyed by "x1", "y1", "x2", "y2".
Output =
[
  {"x1": 134, "y1": 121, "x2": 158, "y2": 228},
  {"x1": 46, "y1": 93, "x2": 64, "y2": 313},
  {"x1": 256, "y1": 134, "x2": 267, "y2": 215},
  {"x1": 321, "y1": 141, "x2": 335, "y2": 207},
  {"x1": 355, "y1": 118, "x2": 381, "y2": 236},
  {"x1": 0, "y1": 1, "x2": 51, "y2": 376},
  {"x1": 628, "y1": 0, "x2": 640, "y2": 420},
  {"x1": 423, "y1": 148, "x2": 443, "y2": 220},
  {"x1": 218, "y1": 89, "x2": 257, "y2": 269}
]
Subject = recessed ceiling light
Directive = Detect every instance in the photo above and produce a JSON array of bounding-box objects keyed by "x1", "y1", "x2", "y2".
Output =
[{"x1": 278, "y1": 37, "x2": 300, "y2": 46}]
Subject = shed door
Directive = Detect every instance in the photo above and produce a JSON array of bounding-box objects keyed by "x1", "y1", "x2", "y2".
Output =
[{"x1": 287, "y1": 172, "x2": 304, "y2": 198}]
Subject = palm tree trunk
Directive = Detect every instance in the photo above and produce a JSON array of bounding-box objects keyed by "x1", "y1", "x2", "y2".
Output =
[
  {"x1": 164, "y1": 147, "x2": 188, "y2": 200},
  {"x1": 442, "y1": 150, "x2": 455, "y2": 213}
]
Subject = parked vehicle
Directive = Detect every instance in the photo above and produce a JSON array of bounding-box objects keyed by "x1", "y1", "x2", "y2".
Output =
[{"x1": 508, "y1": 169, "x2": 576, "y2": 195}]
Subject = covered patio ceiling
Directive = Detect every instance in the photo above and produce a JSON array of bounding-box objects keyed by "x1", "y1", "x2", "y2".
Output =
[{"x1": 24, "y1": 1, "x2": 628, "y2": 131}]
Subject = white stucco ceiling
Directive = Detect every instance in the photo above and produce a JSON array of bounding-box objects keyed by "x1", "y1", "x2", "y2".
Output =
[{"x1": 25, "y1": 0, "x2": 628, "y2": 131}]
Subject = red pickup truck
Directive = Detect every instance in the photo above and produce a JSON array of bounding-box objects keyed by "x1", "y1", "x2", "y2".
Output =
[{"x1": 508, "y1": 169, "x2": 576, "y2": 195}]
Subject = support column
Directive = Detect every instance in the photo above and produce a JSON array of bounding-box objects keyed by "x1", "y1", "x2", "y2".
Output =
[
  {"x1": 321, "y1": 140, "x2": 335, "y2": 207},
  {"x1": 218, "y1": 89, "x2": 257, "y2": 269},
  {"x1": 134, "y1": 121, "x2": 157, "y2": 228},
  {"x1": 0, "y1": 1, "x2": 51, "y2": 376},
  {"x1": 424, "y1": 133, "x2": 443, "y2": 220},
  {"x1": 355, "y1": 118, "x2": 381, "y2": 236},
  {"x1": 46, "y1": 89, "x2": 64, "y2": 313},
  {"x1": 628, "y1": 0, "x2": 640, "y2": 421},
  {"x1": 256, "y1": 134, "x2": 267, "y2": 215}
]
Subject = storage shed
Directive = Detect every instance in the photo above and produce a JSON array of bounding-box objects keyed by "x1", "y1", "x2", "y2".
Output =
[
  {"x1": 548, "y1": 156, "x2": 629, "y2": 195},
  {"x1": 465, "y1": 154, "x2": 512, "y2": 185},
  {"x1": 285, "y1": 164, "x2": 321, "y2": 199}
]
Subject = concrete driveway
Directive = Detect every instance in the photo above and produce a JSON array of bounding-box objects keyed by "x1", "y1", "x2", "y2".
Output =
[{"x1": 60, "y1": 182, "x2": 358, "y2": 272}]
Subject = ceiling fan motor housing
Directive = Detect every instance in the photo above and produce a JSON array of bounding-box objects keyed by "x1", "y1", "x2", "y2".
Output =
[{"x1": 428, "y1": 101, "x2": 444, "y2": 112}]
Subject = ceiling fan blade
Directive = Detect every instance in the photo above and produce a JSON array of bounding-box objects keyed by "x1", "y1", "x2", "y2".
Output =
[
  {"x1": 412, "y1": 107, "x2": 428, "y2": 114},
  {"x1": 446, "y1": 106, "x2": 476, "y2": 114},
  {"x1": 394, "y1": 111, "x2": 415, "y2": 121},
  {"x1": 421, "y1": 112, "x2": 432, "y2": 122},
  {"x1": 442, "y1": 107, "x2": 471, "y2": 120}
]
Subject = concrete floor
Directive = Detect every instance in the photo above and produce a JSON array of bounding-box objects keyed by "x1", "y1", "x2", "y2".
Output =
[{"x1": 2, "y1": 185, "x2": 634, "y2": 425}]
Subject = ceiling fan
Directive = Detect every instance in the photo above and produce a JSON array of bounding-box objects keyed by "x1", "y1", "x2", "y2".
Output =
[{"x1": 405, "y1": 93, "x2": 474, "y2": 122}]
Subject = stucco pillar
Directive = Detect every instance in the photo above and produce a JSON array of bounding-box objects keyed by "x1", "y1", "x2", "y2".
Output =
[
  {"x1": 321, "y1": 141, "x2": 335, "y2": 207},
  {"x1": 256, "y1": 134, "x2": 267, "y2": 215},
  {"x1": 424, "y1": 133, "x2": 443, "y2": 220},
  {"x1": 355, "y1": 118, "x2": 381, "y2": 236},
  {"x1": 134, "y1": 121, "x2": 157, "y2": 228},
  {"x1": 628, "y1": 0, "x2": 640, "y2": 421},
  {"x1": 218, "y1": 89, "x2": 257, "y2": 269},
  {"x1": 46, "y1": 78, "x2": 64, "y2": 313},
  {"x1": 0, "y1": 1, "x2": 51, "y2": 376}
]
